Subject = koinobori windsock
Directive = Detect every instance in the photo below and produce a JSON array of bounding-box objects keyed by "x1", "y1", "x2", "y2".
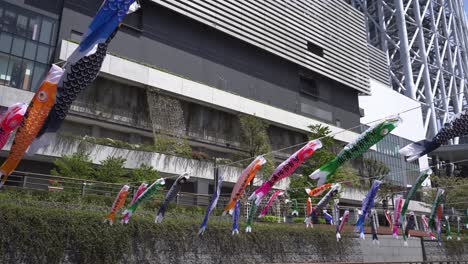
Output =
[
  {"x1": 370, "y1": 210, "x2": 379, "y2": 244},
  {"x1": 400, "y1": 111, "x2": 468, "y2": 162},
  {"x1": 445, "y1": 216, "x2": 452, "y2": 240},
  {"x1": 122, "y1": 182, "x2": 148, "y2": 224},
  {"x1": 28, "y1": 0, "x2": 140, "y2": 154},
  {"x1": 105, "y1": 185, "x2": 129, "y2": 225},
  {"x1": 457, "y1": 217, "x2": 461, "y2": 241},
  {"x1": 403, "y1": 212, "x2": 416, "y2": 246},
  {"x1": 156, "y1": 172, "x2": 190, "y2": 223},
  {"x1": 249, "y1": 140, "x2": 322, "y2": 205},
  {"x1": 0, "y1": 103, "x2": 28, "y2": 150},
  {"x1": 259, "y1": 190, "x2": 284, "y2": 218},
  {"x1": 122, "y1": 178, "x2": 165, "y2": 224},
  {"x1": 385, "y1": 210, "x2": 393, "y2": 229},
  {"x1": 232, "y1": 201, "x2": 241, "y2": 235},
  {"x1": 306, "y1": 198, "x2": 313, "y2": 228},
  {"x1": 400, "y1": 169, "x2": 432, "y2": 225},
  {"x1": 224, "y1": 156, "x2": 266, "y2": 214},
  {"x1": 305, "y1": 183, "x2": 333, "y2": 197},
  {"x1": 421, "y1": 214, "x2": 435, "y2": 240},
  {"x1": 393, "y1": 195, "x2": 403, "y2": 238},
  {"x1": 436, "y1": 204, "x2": 444, "y2": 244},
  {"x1": 336, "y1": 210, "x2": 350, "y2": 241},
  {"x1": 355, "y1": 180, "x2": 382, "y2": 239},
  {"x1": 305, "y1": 183, "x2": 341, "y2": 226},
  {"x1": 199, "y1": 172, "x2": 224, "y2": 236},
  {"x1": 246, "y1": 198, "x2": 259, "y2": 233},
  {"x1": 428, "y1": 188, "x2": 445, "y2": 230},
  {"x1": 291, "y1": 199, "x2": 299, "y2": 216},
  {"x1": 323, "y1": 210, "x2": 333, "y2": 224},
  {"x1": 0, "y1": 65, "x2": 63, "y2": 187},
  {"x1": 309, "y1": 117, "x2": 401, "y2": 186}
]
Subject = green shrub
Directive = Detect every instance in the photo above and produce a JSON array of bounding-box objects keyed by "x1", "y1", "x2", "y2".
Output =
[
  {"x1": 51, "y1": 152, "x2": 95, "y2": 180},
  {"x1": 94, "y1": 156, "x2": 128, "y2": 183}
]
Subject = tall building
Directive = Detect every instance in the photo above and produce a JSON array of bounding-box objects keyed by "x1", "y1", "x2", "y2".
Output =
[{"x1": 0, "y1": 0, "x2": 427, "y2": 206}]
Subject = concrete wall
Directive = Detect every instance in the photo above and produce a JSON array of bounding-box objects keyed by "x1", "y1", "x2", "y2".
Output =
[{"x1": 58, "y1": 0, "x2": 362, "y2": 129}]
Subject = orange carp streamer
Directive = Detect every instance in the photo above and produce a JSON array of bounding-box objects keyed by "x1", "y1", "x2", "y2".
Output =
[
  {"x1": 223, "y1": 156, "x2": 266, "y2": 214},
  {"x1": 0, "y1": 65, "x2": 63, "y2": 187},
  {"x1": 305, "y1": 183, "x2": 333, "y2": 197},
  {"x1": 105, "y1": 185, "x2": 130, "y2": 225}
]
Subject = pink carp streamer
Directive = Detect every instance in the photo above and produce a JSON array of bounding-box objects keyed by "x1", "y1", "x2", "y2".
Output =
[
  {"x1": 259, "y1": 190, "x2": 284, "y2": 217},
  {"x1": 393, "y1": 195, "x2": 403, "y2": 238},
  {"x1": 249, "y1": 140, "x2": 322, "y2": 205},
  {"x1": 421, "y1": 215, "x2": 435, "y2": 240},
  {"x1": 121, "y1": 183, "x2": 148, "y2": 224},
  {"x1": 336, "y1": 210, "x2": 350, "y2": 241},
  {"x1": 0, "y1": 103, "x2": 28, "y2": 149}
]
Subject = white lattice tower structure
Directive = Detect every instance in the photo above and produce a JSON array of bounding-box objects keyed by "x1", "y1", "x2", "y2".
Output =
[{"x1": 349, "y1": 0, "x2": 468, "y2": 139}]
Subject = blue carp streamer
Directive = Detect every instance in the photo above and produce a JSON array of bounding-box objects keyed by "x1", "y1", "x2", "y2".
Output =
[{"x1": 199, "y1": 172, "x2": 224, "y2": 236}]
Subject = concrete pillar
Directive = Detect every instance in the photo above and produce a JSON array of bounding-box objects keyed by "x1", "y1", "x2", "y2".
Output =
[
  {"x1": 195, "y1": 178, "x2": 210, "y2": 205},
  {"x1": 91, "y1": 125, "x2": 101, "y2": 138}
]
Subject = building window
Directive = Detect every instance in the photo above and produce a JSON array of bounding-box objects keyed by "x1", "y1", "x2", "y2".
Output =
[
  {"x1": 299, "y1": 76, "x2": 319, "y2": 98},
  {"x1": 0, "y1": 1, "x2": 57, "y2": 91},
  {"x1": 307, "y1": 41, "x2": 324, "y2": 57}
]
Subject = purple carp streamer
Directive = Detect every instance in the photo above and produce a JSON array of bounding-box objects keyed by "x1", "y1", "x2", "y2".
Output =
[
  {"x1": 323, "y1": 210, "x2": 333, "y2": 225},
  {"x1": 336, "y1": 210, "x2": 350, "y2": 241},
  {"x1": 400, "y1": 111, "x2": 468, "y2": 162},
  {"x1": 156, "y1": 172, "x2": 190, "y2": 223},
  {"x1": 355, "y1": 180, "x2": 381, "y2": 239},
  {"x1": 305, "y1": 184, "x2": 341, "y2": 226},
  {"x1": 199, "y1": 172, "x2": 224, "y2": 236},
  {"x1": 393, "y1": 195, "x2": 403, "y2": 238},
  {"x1": 0, "y1": 103, "x2": 27, "y2": 150},
  {"x1": 249, "y1": 140, "x2": 322, "y2": 205},
  {"x1": 232, "y1": 201, "x2": 241, "y2": 235},
  {"x1": 310, "y1": 117, "x2": 401, "y2": 185},
  {"x1": 259, "y1": 190, "x2": 284, "y2": 218}
]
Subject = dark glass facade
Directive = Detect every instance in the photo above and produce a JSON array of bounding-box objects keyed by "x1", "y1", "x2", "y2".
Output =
[
  {"x1": 362, "y1": 125, "x2": 420, "y2": 187},
  {"x1": 0, "y1": 1, "x2": 58, "y2": 91}
]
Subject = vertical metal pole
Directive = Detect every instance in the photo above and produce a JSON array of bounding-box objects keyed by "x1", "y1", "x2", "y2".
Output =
[
  {"x1": 22, "y1": 176, "x2": 27, "y2": 189},
  {"x1": 81, "y1": 181, "x2": 86, "y2": 197},
  {"x1": 413, "y1": 0, "x2": 438, "y2": 138},
  {"x1": 395, "y1": 0, "x2": 416, "y2": 99}
]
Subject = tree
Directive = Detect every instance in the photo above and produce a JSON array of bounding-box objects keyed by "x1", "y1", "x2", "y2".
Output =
[
  {"x1": 131, "y1": 163, "x2": 160, "y2": 183},
  {"x1": 51, "y1": 152, "x2": 95, "y2": 180},
  {"x1": 94, "y1": 156, "x2": 128, "y2": 183},
  {"x1": 239, "y1": 114, "x2": 274, "y2": 182},
  {"x1": 423, "y1": 176, "x2": 468, "y2": 210},
  {"x1": 358, "y1": 158, "x2": 390, "y2": 188}
]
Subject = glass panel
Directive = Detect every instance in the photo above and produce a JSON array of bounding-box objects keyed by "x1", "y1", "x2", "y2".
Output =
[
  {"x1": 6, "y1": 56, "x2": 23, "y2": 88},
  {"x1": 30, "y1": 63, "x2": 47, "y2": 92},
  {"x1": 36, "y1": 44, "x2": 49, "y2": 63},
  {"x1": 28, "y1": 16, "x2": 40, "y2": 41},
  {"x1": 39, "y1": 19, "x2": 53, "y2": 44},
  {"x1": 21, "y1": 60, "x2": 33, "y2": 90},
  {"x1": 11, "y1": 37, "x2": 25, "y2": 57},
  {"x1": 16, "y1": 14, "x2": 28, "y2": 37},
  {"x1": 24, "y1": 40, "x2": 37, "y2": 60},
  {"x1": 0, "y1": 53, "x2": 9, "y2": 85},
  {"x1": 0, "y1": 32, "x2": 13, "y2": 53},
  {"x1": 3, "y1": 10, "x2": 17, "y2": 33}
]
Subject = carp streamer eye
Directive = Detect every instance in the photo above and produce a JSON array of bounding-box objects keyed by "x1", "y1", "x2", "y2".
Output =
[
  {"x1": 37, "y1": 91, "x2": 48, "y2": 102},
  {"x1": 380, "y1": 128, "x2": 389, "y2": 136}
]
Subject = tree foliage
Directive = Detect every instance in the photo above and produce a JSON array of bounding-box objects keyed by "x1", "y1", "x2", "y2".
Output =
[
  {"x1": 94, "y1": 156, "x2": 128, "y2": 183},
  {"x1": 358, "y1": 158, "x2": 390, "y2": 188},
  {"x1": 423, "y1": 176, "x2": 468, "y2": 210},
  {"x1": 130, "y1": 163, "x2": 160, "y2": 182},
  {"x1": 51, "y1": 152, "x2": 95, "y2": 180},
  {"x1": 239, "y1": 114, "x2": 274, "y2": 181}
]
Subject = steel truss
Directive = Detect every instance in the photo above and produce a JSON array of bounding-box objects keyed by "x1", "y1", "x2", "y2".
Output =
[{"x1": 349, "y1": 0, "x2": 468, "y2": 139}]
